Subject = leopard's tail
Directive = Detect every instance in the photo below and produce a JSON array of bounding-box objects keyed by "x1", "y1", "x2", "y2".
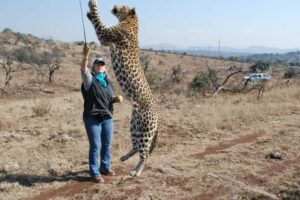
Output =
[{"x1": 149, "y1": 126, "x2": 159, "y2": 154}]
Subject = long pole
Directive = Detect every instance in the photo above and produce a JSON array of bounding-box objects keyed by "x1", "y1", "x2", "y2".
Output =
[{"x1": 79, "y1": 0, "x2": 87, "y2": 45}]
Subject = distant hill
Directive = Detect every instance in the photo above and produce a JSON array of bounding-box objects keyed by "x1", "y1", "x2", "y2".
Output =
[
  {"x1": 2, "y1": 28, "x2": 299, "y2": 69},
  {"x1": 0, "y1": 28, "x2": 44, "y2": 46},
  {"x1": 142, "y1": 43, "x2": 299, "y2": 57},
  {"x1": 241, "y1": 51, "x2": 300, "y2": 67},
  {"x1": 142, "y1": 43, "x2": 300, "y2": 67}
]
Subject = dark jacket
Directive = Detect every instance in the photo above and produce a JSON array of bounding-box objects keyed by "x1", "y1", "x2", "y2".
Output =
[{"x1": 81, "y1": 75, "x2": 114, "y2": 121}]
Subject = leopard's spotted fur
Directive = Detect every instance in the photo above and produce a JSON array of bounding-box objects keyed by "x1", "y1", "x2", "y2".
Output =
[{"x1": 87, "y1": 0, "x2": 159, "y2": 176}]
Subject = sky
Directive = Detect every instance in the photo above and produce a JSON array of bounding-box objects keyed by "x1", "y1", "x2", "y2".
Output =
[{"x1": 0, "y1": 0, "x2": 300, "y2": 49}]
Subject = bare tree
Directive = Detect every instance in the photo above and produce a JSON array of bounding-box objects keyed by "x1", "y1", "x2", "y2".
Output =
[
  {"x1": 243, "y1": 80, "x2": 268, "y2": 99},
  {"x1": 12, "y1": 46, "x2": 62, "y2": 83},
  {"x1": 170, "y1": 64, "x2": 185, "y2": 83},
  {"x1": 162, "y1": 64, "x2": 186, "y2": 91},
  {"x1": 198, "y1": 58, "x2": 269, "y2": 99},
  {"x1": 189, "y1": 58, "x2": 291, "y2": 99},
  {"x1": 200, "y1": 58, "x2": 248, "y2": 95},
  {"x1": 48, "y1": 64, "x2": 60, "y2": 83},
  {"x1": 245, "y1": 79, "x2": 290, "y2": 100},
  {"x1": 1, "y1": 55, "x2": 15, "y2": 88},
  {"x1": 40, "y1": 47, "x2": 63, "y2": 83}
]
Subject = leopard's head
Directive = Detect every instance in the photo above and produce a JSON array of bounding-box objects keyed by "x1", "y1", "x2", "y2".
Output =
[{"x1": 112, "y1": 5, "x2": 136, "y2": 22}]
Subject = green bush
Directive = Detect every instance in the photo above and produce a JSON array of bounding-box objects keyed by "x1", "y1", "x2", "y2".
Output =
[
  {"x1": 191, "y1": 72, "x2": 209, "y2": 90},
  {"x1": 249, "y1": 60, "x2": 270, "y2": 73},
  {"x1": 208, "y1": 68, "x2": 218, "y2": 82},
  {"x1": 186, "y1": 72, "x2": 210, "y2": 98}
]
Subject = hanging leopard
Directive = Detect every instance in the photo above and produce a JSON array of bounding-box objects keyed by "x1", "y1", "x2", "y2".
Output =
[{"x1": 87, "y1": 0, "x2": 159, "y2": 176}]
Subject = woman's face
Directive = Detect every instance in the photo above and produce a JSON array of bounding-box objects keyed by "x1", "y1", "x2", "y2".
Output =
[{"x1": 93, "y1": 64, "x2": 106, "y2": 73}]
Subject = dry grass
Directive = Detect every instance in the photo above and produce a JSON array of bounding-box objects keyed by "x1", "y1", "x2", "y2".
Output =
[
  {"x1": 32, "y1": 102, "x2": 51, "y2": 117},
  {"x1": 202, "y1": 83, "x2": 298, "y2": 125},
  {"x1": 0, "y1": 42, "x2": 299, "y2": 200}
]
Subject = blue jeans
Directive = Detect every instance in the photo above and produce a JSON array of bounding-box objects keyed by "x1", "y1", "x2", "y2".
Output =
[{"x1": 84, "y1": 117, "x2": 113, "y2": 177}]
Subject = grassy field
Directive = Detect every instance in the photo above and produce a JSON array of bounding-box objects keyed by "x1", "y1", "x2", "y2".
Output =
[{"x1": 0, "y1": 38, "x2": 299, "y2": 200}]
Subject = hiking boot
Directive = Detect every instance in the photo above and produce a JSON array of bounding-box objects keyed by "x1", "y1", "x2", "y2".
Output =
[
  {"x1": 100, "y1": 169, "x2": 115, "y2": 176},
  {"x1": 91, "y1": 176, "x2": 104, "y2": 183}
]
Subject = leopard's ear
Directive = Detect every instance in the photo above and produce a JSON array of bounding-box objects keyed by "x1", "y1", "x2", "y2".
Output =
[{"x1": 130, "y1": 8, "x2": 136, "y2": 16}]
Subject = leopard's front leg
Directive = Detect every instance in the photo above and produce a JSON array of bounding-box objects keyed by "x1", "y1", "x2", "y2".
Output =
[
  {"x1": 87, "y1": 0, "x2": 100, "y2": 22},
  {"x1": 87, "y1": 0, "x2": 104, "y2": 36},
  {"x1": 87, "y1": 0, "x2": 110, "y2": 45},
  {"x1": 87, "y1": 0, "x2": 123, "y2": 46}
]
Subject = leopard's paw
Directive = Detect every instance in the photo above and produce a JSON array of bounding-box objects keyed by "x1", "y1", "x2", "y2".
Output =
[
  {"x1": 86, "y1": 12, "x2": 92, "y2": 20},
  {"x1": 88, "y1": 0, "x2": 98, "y2": 8}
]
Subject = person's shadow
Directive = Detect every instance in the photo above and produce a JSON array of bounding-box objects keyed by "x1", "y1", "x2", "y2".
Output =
[{"x1": 0, "y1": 169, "x2": 90, "y2": 187}]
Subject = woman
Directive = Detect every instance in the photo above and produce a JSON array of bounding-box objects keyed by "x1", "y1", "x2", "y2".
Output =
[{"x1": 81, "y1": 45, "x2": 122, "y2": 183}]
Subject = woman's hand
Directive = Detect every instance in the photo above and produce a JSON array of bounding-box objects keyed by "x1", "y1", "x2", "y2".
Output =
[
  {"x1": 83, "y1": 45, "x2": 90, "y2": 59},
  {"x1": 113, "y1": 95, "x2": 123, "y2": 103}
]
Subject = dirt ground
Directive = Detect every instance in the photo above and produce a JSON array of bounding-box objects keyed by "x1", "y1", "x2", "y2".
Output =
[{"x1": 0, "y1": 46, "x2": 299, "y2": 200}]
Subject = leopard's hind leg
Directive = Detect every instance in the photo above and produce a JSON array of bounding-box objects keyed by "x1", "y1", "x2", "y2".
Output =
[
  {"x1": 129, "y1": 141, "x2": 150, "y2": 177},
  {"x1": 120, "y1": 110, "x2": 139, "y2": 161},
  {"x1": 129, "y1": 130, "x2": 156, "y2": 176}
]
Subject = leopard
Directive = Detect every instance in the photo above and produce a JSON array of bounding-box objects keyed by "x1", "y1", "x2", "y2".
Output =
[{"x1": 87, "y1": 0, "x2": 159, "y2": 177}]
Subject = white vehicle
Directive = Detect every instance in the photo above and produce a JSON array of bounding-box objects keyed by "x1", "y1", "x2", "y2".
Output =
[{"x1": 242, "y1": 72, "x2": 271, "y2": 82}]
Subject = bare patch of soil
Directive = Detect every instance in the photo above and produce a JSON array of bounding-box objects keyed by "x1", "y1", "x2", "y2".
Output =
[
  {"x1": 192, "y1": 133, "x2": 264, "y2": 159},
  {"x1": 30, "y1": 179, "x2": 94, "y2": 200},
  {"x1": 260, "y1": 155, "x2": 300, "y2": 175}
]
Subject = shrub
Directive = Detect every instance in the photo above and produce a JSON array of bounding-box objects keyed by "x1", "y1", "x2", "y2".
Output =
[
  {"x1": 207, "y1": 68, "x2": 218, "y2": 82},
  {"x1": 75, "y1": 41, "x2": 85, "y2": 46},
  {"x1": 284, "y1": 67, "x2": 297, "y2": 79},
  {"x1": 2, "y1": 28, "x2": 13, "y2": 33},
  {"x1": 46, "y1": 39, "x2": 56, "y2": 46},
  {"x1": 140, "y1": 54, "x2": 150, "y2": 72},
  {"x1": 52, "y1": 47, "x2": 66, "y2": 58},
  {"x1": 0, "y1": 46, "x2": 8, "y2": 57},
  {"x1": 187, "y1": 72, "x2": 211, "y2": 97},
  {"x1": 249, "y1": 60, "x2": 270, "y2": 73},
  {"x1": 145, "y1": 71, "x2": 160, "y2": 90},
  {"x1": 170, "y1": 64, "x2": 185, "y2": 83},
  {"x1": 12, "y1": 47, "x2": 40, "y2": 65},
  {"x1": 15, "y1": 32, "x2": 31, "y2": 44},
  {"x1": 32, "y1": 103, "x2": 51, "y2": 117},
  {"x1": 158, "y1": 60, "x2": 164, "y2": 65},
  {"x1": 289, "y1": 62, "x2": 300, "y2": 67},
  {"x1": 190, "y1": 72, "x2": 209, "y2": 91}
]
